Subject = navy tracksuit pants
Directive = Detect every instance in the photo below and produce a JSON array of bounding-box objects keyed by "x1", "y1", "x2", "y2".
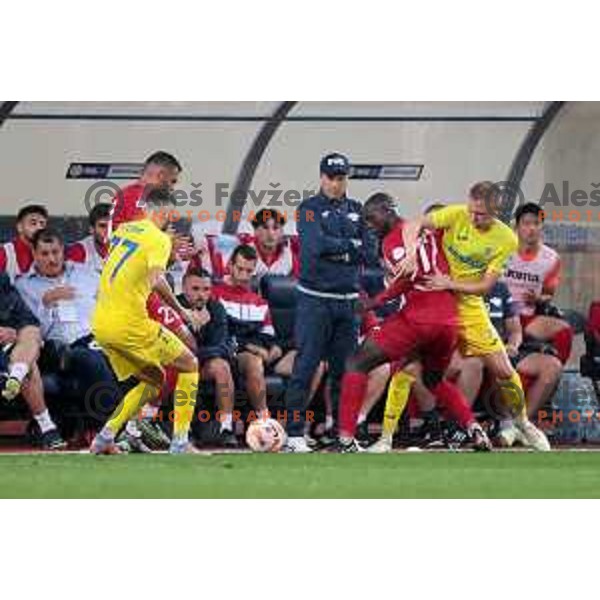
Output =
[{"x1": 285, "y1": 291, "x2": 359, "y2": 437}]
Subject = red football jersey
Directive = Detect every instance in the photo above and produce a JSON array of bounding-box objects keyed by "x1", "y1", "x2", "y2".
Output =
[
  {"x1": 146, "y1": 292, "x2": 185, "y2": 333},
  {"x1": 378, "y1": 221, "x2": 457, "y2": 325},
  {"x1": 111, "y1": 182, "x2": 148, "y2": 230}
]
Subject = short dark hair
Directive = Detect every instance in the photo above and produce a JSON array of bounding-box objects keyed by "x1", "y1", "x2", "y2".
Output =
[
  {"x1": 515, "y1": 202, "x2": 544, "y2": 224},
  {"x1": 144, "y1": 151, "x2": 182, "y2": 172},
  {"x1": 184, "y1": 267, "x2": 212, "y2": 281},
  {"x1": 252, "y1": 209, "x2": 287, "y2": 229},
  {"x1": 89, "y1": 203, "x2": 112, "y2": 227},
  {"x1": 231, "y1": 244, "x2": 258, "y2": 264},
  {"x1": 364, "y1": 192, "x2": 395, "y2": 213},
  {"x1": 32, "y1": 228, "x2": 64, "y2": 250},
  {"x1": 145, "y1": 187, "x2": 175, "y2": 210},
  {"x1": 17, "y1": 204, "x2": 48, "y2": 223}
]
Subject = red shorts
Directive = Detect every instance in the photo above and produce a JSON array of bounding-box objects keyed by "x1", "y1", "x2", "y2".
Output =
[
  {"x1": 520, "y1": 314, "x2": 536, "y2": 330},
  {"x1": 369, "y1": 312, "x2": 458, "y2": 374}
]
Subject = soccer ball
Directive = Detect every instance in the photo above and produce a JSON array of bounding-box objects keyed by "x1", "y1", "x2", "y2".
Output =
[{"x1": 245, "y1": 419, "x2": 287, "y2": 453}]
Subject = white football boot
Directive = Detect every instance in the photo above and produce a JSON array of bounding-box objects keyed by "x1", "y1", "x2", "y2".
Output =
[
  {"x1": 497, "y1": 422, "x2": 520, "y2": 448},
  {"x1": 284, "y1": 437, "x2": 314, "y2": 454},
  {"x1": 515, "y1": 418, "x2": 551, "y2": 452},
  {"x1": 367, "y1": 436, "x2": 393, "y2": 454}
]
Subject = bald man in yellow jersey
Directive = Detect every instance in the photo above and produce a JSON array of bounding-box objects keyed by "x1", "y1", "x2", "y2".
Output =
[
  {"x1": 91, "y1": 188, "x2": 201, "y2": 455},
  {"x1": 399, "y1": 181, "x2": 550, "y2": 451}
]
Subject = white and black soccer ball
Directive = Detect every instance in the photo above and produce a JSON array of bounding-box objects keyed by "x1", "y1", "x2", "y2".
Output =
[{"x1": 245, "y1": 419, "x2": 287, "y2": 453}]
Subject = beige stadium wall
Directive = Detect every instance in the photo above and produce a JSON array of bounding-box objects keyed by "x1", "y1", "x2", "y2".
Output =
[
  {"x1": 0, "y1": 101, "x2": 545, "y2": 229},
  {"x1": 251, "y1": 120, "x2": 537, "y2": 224},
  {"x1": 0, "y1": 102, "x2": 274, "y2": 217}
]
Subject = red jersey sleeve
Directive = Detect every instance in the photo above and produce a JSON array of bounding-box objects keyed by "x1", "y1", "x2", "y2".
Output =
[
  {"x1": 361, "y1": 310, "x2": 380, "y2": 335},
  {"x1": 147, "y1": 293, "x2": 185, "y2": 334},
  {"x1": 543, "y1": 256, "x2": 561, "y2": 294},
  {"x1": 65, "y1": 243, "x2": 87, "y2": 264},
  {"x1": 188, "y1": 253, "x2": 202, "y2": 272},
  {"x1": 290, "y1": 235, "x2": 301, "y2": 277},
  {"x1": 0, "y1": 246, "x2": 7, "y2": 272},
  {"x1": 238, "y1": 233, "x2": 254, "y2": 246},
  {"x1": 207, "y1": 235, "x2": 226, "y2": 279},
  {"x1": 372, "y1": 277, "x2": 410, "y2": 308}
]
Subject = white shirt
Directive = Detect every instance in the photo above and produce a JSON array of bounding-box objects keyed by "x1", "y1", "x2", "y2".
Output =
[{"x1": 16, "y1": 262, "x2": 99, "y2": 344}]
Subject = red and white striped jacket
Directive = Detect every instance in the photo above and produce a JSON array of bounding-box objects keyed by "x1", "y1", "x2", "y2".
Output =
[{"x1": 212, "y1": 281, "x2": 276, "y2": 350}]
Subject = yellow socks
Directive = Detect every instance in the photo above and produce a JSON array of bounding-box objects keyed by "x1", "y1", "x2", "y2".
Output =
[
  {"x1": 382, "y1": 371, "x2": 415, "y2": 439},
  {"x1": 497, "y1": 371, "x2": 528, "y2": 422},
  {"x1": 106, "y1": 382, "x2": 159, "y2": 437},
  {"x1": 173, "y1": 371, "x2": 199, "y2": 442}
]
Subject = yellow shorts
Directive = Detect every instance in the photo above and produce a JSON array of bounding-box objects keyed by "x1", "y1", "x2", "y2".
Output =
[
  {"x1": 94, "y1": 321, "x2": 187, "y2": 383},
  {"x1": 458, "y1": 307, "x2": 505, "y2": 358}
]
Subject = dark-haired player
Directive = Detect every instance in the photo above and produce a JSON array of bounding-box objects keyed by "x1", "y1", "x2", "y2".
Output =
[
  {"x1": 0, "y1": 205, "x2": 48, "y2": 282},
  {"x1": 504, "y1": 203, "x2": 573, "y2": 365},
  {"x1": 337, "y1": 193, "x2": 491, "y2": 452},
  {"x1": 212, "y1": 245, "x2": 281, "y2": 420},
  {"x1": 66, "y1": 203, "x2": 112, "y2": 275},
  {"x1": 91, "y1": 189, "x2": 202, "y2": 455},
  {"x1": 110, "y1": 151, "x2": 182, "y2": 231}
]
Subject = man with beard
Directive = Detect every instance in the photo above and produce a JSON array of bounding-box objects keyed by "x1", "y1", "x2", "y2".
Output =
[
  {"x1": 66, "y1": 203, "x2": 112, "y2": 276},
  {"x1": 110, "y1": 151, "x2": 182, "y2": 231},
  {"x1": 178, "y1": 267, "x2": 237, "y2": 447},
  {"x1": 0, "y1": 205, "x2": 48, "y2": 283}
]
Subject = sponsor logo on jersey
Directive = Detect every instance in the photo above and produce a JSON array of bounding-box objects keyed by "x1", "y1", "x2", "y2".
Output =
[
  {"x1": 505, "y1": 268, "x2": 541, "y2": 284},
  {"x1": 446, "y1": 244, "x2": 487, "y2": 270}
]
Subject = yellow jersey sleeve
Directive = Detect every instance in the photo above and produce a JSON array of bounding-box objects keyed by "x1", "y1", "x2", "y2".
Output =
[
  {"x1": 429, "y1": 204, "x2": 469, "y2": 230},
  {"x1": 487, "y1": 227, "x2": 518, "y2": 275},
  {"x1": 146, "y1": 230, "x2": 172, "y2": 270}
]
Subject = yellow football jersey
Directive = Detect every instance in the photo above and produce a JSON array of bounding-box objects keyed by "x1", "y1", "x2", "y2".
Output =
[
  {"x1": 430, "y1": 204, "x2": 518, "y2": 316},
  {"x1": 93, "y1": 219, "x2": 172, "y2": 338}
]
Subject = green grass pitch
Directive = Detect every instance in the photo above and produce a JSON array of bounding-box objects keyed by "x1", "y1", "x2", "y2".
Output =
[{"x1": 1, "y1": 451, "x2": 600, "y2": 498}]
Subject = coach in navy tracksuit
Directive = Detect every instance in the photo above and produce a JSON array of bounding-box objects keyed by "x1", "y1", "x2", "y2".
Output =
[{"x1": 284, "y1": 153, "x2": 375, "y2": 451}]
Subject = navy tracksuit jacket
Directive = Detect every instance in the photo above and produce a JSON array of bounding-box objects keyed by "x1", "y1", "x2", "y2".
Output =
[{"x1": 285, "y1": 192, "x2": 377, "y2": 436}]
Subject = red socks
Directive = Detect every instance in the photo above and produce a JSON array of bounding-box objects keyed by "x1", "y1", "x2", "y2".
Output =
[
  {"x1": 432, "y1": 380, "x2": 474, "y2": 429},
  {"x1": 407, "y1": 394, "x2": 420, "y2": 420},
  {"x1": 552, "y1": 326, "x2": 574, "y2": 365},
  {"x1": 339, "y1": 372, "x2": 369, "y2": 438}
]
